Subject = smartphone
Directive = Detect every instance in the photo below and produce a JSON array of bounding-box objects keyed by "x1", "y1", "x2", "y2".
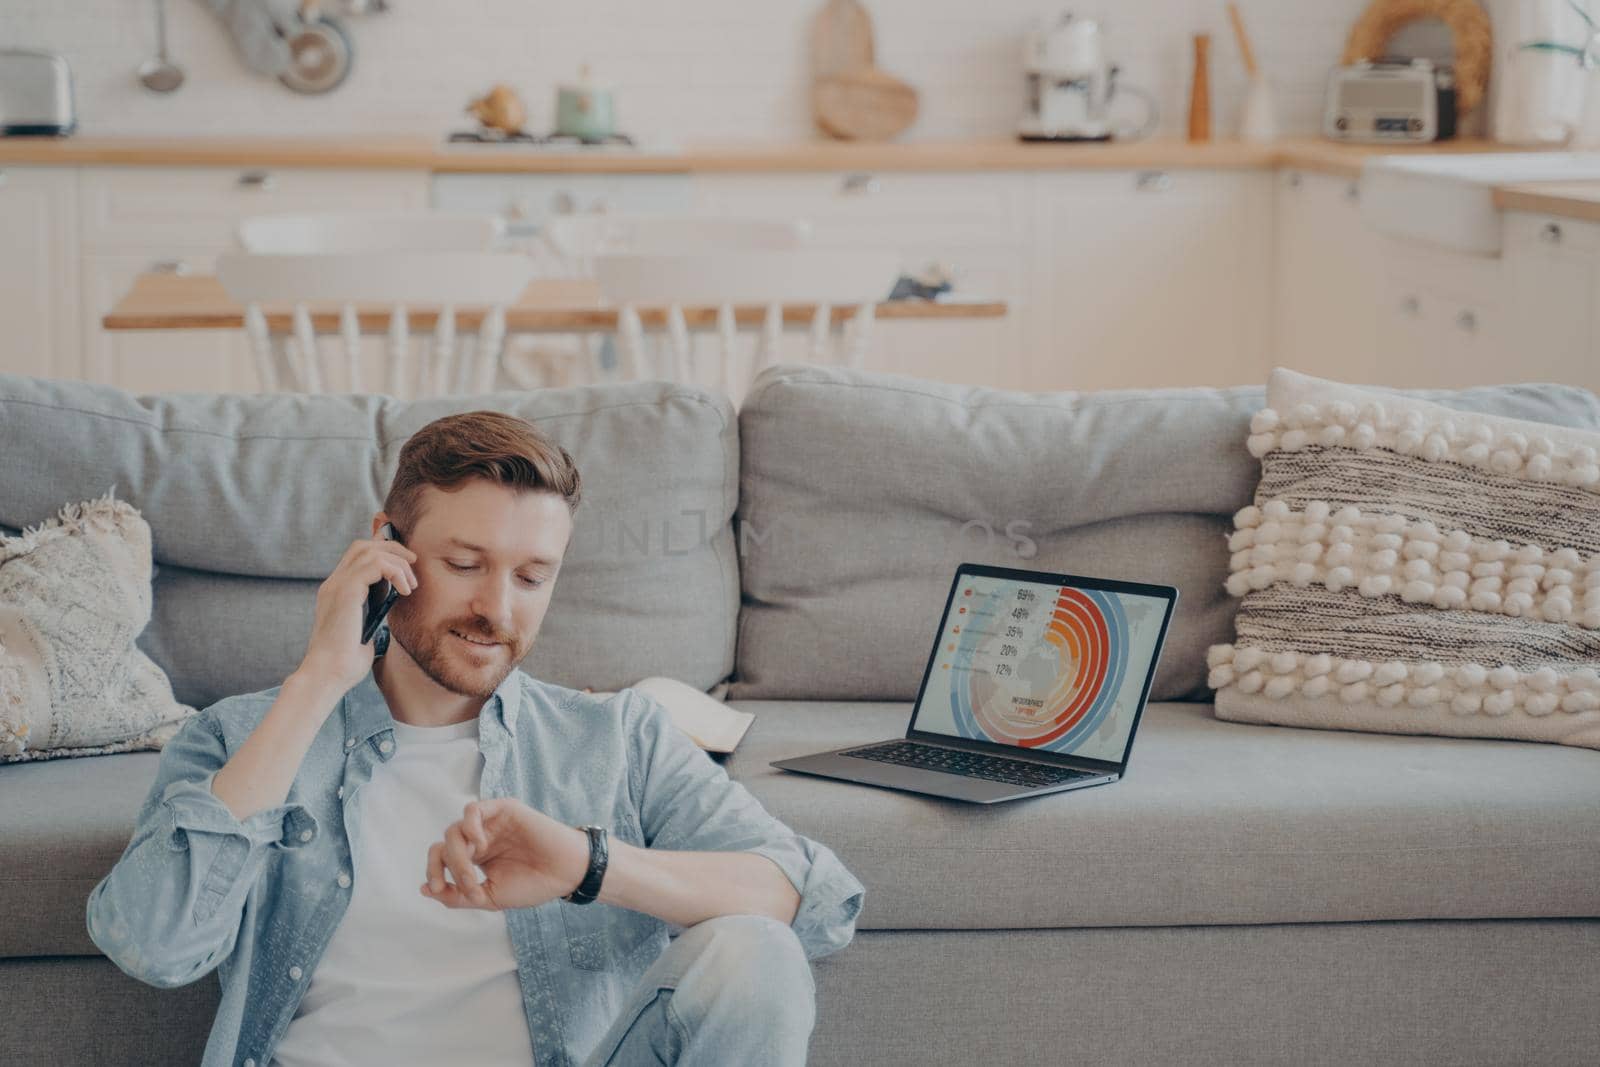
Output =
[{"x1": 361, "y1": 522, "x2": 402, "y2": 645}]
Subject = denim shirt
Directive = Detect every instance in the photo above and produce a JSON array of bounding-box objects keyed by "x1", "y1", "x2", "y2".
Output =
[{"x1": 86, "y1": 637, "x2": 866, "y2": 1067}]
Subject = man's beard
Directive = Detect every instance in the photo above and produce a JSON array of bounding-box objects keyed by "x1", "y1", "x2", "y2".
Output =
[{"x1": 387, "y1": 607, "x2": 524, "y2": 700}]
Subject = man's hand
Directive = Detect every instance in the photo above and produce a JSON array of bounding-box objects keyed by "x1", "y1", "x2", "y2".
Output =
[
  {"x1": 296, "y1": 535, "x2": 418, "y2": 697},
  {"x1": 421, "y1": 798, "x2": 591, "y2": 911}
]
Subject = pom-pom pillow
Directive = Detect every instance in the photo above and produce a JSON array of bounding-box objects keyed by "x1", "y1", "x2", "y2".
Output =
[
  {"x1": 1208, "y1": 369, "x2": 1600, "y2": 750},
  {"x1": 0, "y1": 493, "x2": 196, "y2": 761}
]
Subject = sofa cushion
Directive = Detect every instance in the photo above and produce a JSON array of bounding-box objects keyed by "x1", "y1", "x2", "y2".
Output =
[
  {"x1": 0, "y1": 374, "x2": 739, "y2": 705},
  {"x1": 0, "y1": 748, "x2": 162, "y2": 956},
  {"x1": 730, "y1": 365, "x2": 1600, "y2": 703},
  {"x1": 14, "y1": 700, "x2": 1598, "y2": 957},
  {"x1": 1210, "y1": 368, "x2": 1600, "y2": 749},
  {"x1": 1, "y1": 495, "x2": 195, "y2": 762},
  {"x1": 726, "y1": 700, "x2": 1600, "y2": 931}
]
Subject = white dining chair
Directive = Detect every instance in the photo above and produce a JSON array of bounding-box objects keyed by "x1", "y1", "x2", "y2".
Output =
[
  {"x1": 216, "y1": 250, "x2": 533, "y2": 397},
  {"x1": 237, "y1": 212, "x2": 505, "y2": 254},
  {"x1": 539, "y1": 214, "x2": 808, "y2": 277},
  {"x1": 592, "y1": 248, "x2": 900, "y2": 401},
  {"x1": 515, "y1": 214, "x2": 813, "y2": 389}
]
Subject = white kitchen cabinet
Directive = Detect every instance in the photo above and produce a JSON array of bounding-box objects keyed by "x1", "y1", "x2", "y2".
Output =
[
  {"x1": 1316, "y1": 203, "x2": 1600, "y2": 393},
  {"x1": 1372, "y1": 237, "x2": 1507, "y2": 388},
  {"x1": 78, "y1": 166, "x2": 428, "y2": 392},
  {"x1": 432, "y1": 172, "x2": 695, "y2": 252},
  {"x1": 693, "y1": 171, "x2": 1033, "y2": 389},
  {"x1": 0, "y1": 166, "x2": 81, "y2": 381},
  {"x1": 1272, "y1": 169, "x2": 1382, "y2": 383},
  {"x1": 1502, "y1": 211, "x2": 1600, "y2": 392},
  {"x1": 79, "y1": 167, "x2": 430, "y2": 250},
  {"x1": 1029, "y1": 168, "x2": 1272, "y2": 392}
]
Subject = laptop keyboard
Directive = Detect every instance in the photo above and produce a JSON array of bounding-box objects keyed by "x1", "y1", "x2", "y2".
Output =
[{"x1": 841, "y1": 740, "x2": 1096, "y2": 788}]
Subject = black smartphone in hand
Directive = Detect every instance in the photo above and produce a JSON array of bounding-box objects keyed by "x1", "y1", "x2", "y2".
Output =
[{"x1": 361, "y1": 522, "x2": 402, "y2": 645}]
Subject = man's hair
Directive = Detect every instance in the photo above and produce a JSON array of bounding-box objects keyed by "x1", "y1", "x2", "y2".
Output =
[{"x1": 383, "y1": 411, "x2": 582, "y2": 534}]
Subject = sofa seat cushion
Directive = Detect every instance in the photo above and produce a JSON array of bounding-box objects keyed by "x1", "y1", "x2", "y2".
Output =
[
  {"x1": 11, "y1": 701, "x2": 1599, "y2": 959},
  {"x1": 0, "y1": 750, "x2": 162, "y2": 956},
  {"x1": 724, "y1": 700, "x2": 1600, "y2": 931}
]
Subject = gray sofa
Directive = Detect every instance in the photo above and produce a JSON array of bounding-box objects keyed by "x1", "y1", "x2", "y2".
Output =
[{"x1": 3, "y1": 364, "x2": 1599, "y2": 1066}]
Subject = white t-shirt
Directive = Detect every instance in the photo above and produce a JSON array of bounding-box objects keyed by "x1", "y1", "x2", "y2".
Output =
[{"x1": 271, "y1": 717, "x2": 535, "y2": 1067}]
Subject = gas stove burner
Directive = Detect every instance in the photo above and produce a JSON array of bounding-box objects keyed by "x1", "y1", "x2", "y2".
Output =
[
  {"x1": 447, "y1": 129, "x2": 541, "y2": 144},
  {"x1": 540, "y1": 131, "x2": 635, "y2": 147},
  {"x1": 447, "y1": 130, "x2": 637, "y2": 147}
]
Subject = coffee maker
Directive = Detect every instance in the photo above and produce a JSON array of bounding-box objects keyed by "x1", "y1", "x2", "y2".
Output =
[{"x1": 1018, "y1": 13, "x2": 1156, "y2": 142}]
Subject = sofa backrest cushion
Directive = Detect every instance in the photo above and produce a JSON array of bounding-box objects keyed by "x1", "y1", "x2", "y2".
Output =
[
  {"x1": 729, "y1": 365, "x2": 1600, "y2": 703},
  {"x1": 0, "y1": 374, "x2": 738, "y2": 709}
]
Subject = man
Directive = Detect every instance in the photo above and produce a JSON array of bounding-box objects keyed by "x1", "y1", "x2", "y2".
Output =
[{"x1": 87, "y1": 410, "x2": 865, "y2": 1067}]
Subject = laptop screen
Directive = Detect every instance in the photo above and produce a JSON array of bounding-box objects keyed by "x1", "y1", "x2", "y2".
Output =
[{"x1": 909, "y1": 569, "x2": 1173, "y2": 767}]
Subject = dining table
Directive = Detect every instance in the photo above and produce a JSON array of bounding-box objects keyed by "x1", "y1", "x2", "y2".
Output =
[{"x1": 103, "y1": 273, "x2": 1008, "y2": 334}]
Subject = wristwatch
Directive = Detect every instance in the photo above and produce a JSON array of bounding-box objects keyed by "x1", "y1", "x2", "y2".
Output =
[{"x1": 563, "y1": 825, "x2": 609, "y2": 905}]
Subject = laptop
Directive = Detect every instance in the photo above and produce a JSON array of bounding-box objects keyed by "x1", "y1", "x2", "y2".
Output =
[{"x1": 772, "y1": 563, "x2": 1178, "y2": 805}]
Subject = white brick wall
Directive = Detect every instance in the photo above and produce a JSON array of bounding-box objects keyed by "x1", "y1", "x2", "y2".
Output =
[{"x1": 8, "y1": 0, "x2": 1405, "y2": 141}]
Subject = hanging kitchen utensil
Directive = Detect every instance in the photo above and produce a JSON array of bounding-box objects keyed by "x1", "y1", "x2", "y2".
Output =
[
  {"x1": 198, "y1": 0, "x2": 290, "y2": 77},
  {"x1": 138, "y1": 0, "x2": 186, "y2": 93},
  {"x1": 279, "y1": 0, "x2": 353, "y2": 94}
]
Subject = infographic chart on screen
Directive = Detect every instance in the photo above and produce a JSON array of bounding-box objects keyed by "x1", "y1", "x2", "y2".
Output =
[{"x1": 912, "y1": 575, "x2": 1166, "y2": 763}]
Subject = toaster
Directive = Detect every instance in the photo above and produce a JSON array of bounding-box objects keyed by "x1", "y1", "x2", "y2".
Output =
[
  {"x1": 0, "y1": 50, "x2": 76, "y2": 136},
  {"x1": 1323, "y1": 57, "x2": 1456, "y2": 144}
]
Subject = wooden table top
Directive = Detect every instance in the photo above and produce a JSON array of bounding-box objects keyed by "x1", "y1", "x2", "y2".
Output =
[{"x1": 103, "y1": 273, "x2": 1008, "y2": 332}]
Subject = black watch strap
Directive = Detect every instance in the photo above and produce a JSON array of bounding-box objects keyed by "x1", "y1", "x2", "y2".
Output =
[{"x1": 564, "y1": 825, "x2": 609, "y2": 905}]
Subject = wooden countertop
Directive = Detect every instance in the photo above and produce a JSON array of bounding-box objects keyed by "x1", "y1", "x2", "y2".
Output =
[
  {"x1": 1494, "y1": 181, "x2": 1600, "y2": 225},
  {"x1": 0, "y1": 133, "x2": 1523, "y2": 179},
  {"x1": 102, "y1": 273, "x2": 1008, "y2": 332},
  {"x1": 10, "y1": 132, "x2": 1595, "y2": 219}
]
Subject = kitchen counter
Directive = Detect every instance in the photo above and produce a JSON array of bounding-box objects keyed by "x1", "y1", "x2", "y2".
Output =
[
  {"x1": 9, "y1": 133, "x2": 1596, "y2": 221},
  {"x1": 1493, "y1": 180, "x2": 1600, "y2": 224},
  {"x1": 0, "y1": 134, "x2": 1529, "y2": 178}
]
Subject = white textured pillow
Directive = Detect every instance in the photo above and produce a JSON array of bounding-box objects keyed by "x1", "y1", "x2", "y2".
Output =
[
  {"x1": 0, "y1": 493, "x2": 195, "y2": 761},
  {"x1": 1209, "y1": 369, "x2": 1600, "y2": 750}
]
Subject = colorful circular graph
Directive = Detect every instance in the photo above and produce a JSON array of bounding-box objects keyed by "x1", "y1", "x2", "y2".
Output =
[{"x1": 948, "y1": 585, "x2": 1130, "y2": 751}]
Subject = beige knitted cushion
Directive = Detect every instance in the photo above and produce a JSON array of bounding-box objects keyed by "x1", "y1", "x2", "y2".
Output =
[
  {"x1": 1208, "y1": 369, "x2": 1600, "y2": 750},
  {"x1": 0, "y1": 494, "x2": 195, "y2": 761}
]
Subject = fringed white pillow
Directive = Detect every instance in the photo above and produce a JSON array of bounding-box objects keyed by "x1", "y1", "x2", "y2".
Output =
[
  {"x1": 1209, "y1": 369, "x2": 1600, "y2": 750},
  {"x1": 0, "y1": 492, "x2": 195, "y2": 761}
]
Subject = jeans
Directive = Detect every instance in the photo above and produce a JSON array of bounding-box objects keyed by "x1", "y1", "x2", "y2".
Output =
[{"x1": 583, "y1": 914, "x2": 818, "y2": 1066}]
